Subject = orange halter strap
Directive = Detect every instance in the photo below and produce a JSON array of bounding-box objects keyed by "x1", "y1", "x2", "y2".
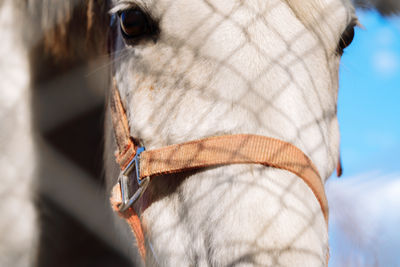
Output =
[{"x1": 108, "y1": 78, "x2": 329, "y2": 262}]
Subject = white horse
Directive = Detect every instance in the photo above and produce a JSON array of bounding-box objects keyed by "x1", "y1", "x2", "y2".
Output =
[
  {"x1": 1, "y1": 0, "x2": 399, "y2": 266},
  {"x1": 105, "y1": 0, "x2": 355, "y2": 266}
]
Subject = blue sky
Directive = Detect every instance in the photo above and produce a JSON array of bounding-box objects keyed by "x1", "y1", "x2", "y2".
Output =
[
  {"x1": 329, "y1": 10, "x2": 400, "y2": 265},
  {"x1": 338, "y1": 10, "x2": 400, "y2": 175}
]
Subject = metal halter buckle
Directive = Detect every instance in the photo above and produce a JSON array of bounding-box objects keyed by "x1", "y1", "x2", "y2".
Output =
[{"x1": 118, "y1": 147, "x2": 150, "y2": 212}]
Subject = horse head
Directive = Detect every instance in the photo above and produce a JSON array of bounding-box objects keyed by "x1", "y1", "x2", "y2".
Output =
[{"x1": 105, "y1": 0, "x2": 357, "y2": 265}]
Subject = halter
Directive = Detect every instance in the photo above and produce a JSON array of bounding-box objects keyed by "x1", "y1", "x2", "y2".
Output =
[
  {"x1": 108, "y1": 77, "x2": 329, "y2": 261},
  {"x1": 107, "y1": 13, "x2": 329, "y2": 264}
]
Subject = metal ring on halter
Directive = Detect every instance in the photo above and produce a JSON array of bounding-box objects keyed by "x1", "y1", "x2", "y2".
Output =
[{"x1": 118, "y1": 147, "x2": 150, "y2": 212}]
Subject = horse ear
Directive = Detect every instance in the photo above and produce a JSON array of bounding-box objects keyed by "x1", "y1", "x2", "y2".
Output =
[{"x1": 354, "y1": 0, "x2": 400, "y2": 15}]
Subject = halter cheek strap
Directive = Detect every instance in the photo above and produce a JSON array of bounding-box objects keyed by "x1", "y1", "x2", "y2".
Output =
[{"x1": 108, "y1": 78, "x2": 329, "y2": 263}]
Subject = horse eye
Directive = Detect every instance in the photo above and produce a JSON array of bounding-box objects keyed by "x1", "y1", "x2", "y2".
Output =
[
  {"x1": 337, "y1": 24, "x2": 355, "y2": 54},
  {"x1": 119, "y1": 9, "x2": 148, "y2": 38}
]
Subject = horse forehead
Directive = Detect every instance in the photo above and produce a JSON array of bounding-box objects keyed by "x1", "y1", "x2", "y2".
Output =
[
  {"x1": 111, "y1": 0, "x2": 354, "y2": 20},
  {"x1": 112, "y1": 0, "x2": 354, "y2": 46}
]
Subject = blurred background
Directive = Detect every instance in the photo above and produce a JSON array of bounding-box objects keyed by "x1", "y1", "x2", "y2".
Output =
[
  {"x1": 0, "y1": 1, "x2": 399, "y2": 266},
  {"x1": 328, "y1": 8, "x2": 400, "y2": 267}
]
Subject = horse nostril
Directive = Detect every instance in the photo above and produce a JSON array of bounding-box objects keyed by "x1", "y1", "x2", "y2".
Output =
[{"x1": 119, "y1": 9, "x2": 148, "y2": 38}]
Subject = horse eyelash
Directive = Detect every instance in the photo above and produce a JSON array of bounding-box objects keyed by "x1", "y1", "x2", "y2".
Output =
[{"x1": 109, "y1": 1, "x2": 146, "y2": 15}]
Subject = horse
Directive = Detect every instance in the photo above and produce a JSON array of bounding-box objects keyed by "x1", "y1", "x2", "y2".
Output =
[
  {"x1": 104, "y1": 0, "x2": 355, "y2": 266},
  {"x1": 1, "y1": 0, "x2": 399, "y2": 266}
]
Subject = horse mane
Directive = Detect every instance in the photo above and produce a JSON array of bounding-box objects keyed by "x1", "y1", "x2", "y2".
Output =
[{"x1": 23, "y1": 0, "x2": 109, "y2": 60}]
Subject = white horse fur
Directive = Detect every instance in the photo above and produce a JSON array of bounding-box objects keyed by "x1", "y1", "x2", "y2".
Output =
[{"x1": 106, "y1": 0, "x2": 355, "y2": 266}]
